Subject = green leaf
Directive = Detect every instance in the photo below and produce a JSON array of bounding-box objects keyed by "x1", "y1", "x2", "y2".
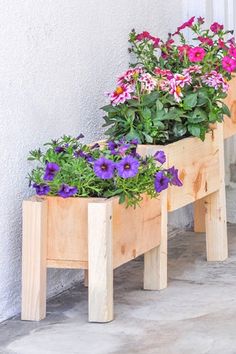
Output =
[
  {"x1": 188, "y1": 108, "x2": 207, "y2": 123},
  {"x1": 221, "y1": 102, "x2": 231, "y2": 117},
  {"x1": 156, "y1": 100, "x2": 163, "y2": 111},
  {"x1": 142, "y1": 91, "x2": 159, "y2": 105},
  {"x1": 101, "y1": 104, "x2": 118, "y2": 113},
  {"x1": 183, "y1": 93, "x2": 198, "y2": 109},
  {"x1": 142, "y1": 107, "x2": 152, "y2": 120},
  {"x1": 142, "y1": 132, "x2": 153, "y2": 143},
  {"x1": 209, "y1": 111, "x2": 217, "y2": 122},
  {"x1": 119, "y1": 193, "x2": 126, "y2": 204},
  {"x1": 173, "y1": 122, "x2": 187, "y2": 137},
  {"x1": 125, "y1": 129, "x2": 141, "y2": 142},
  {"x1": 161, "y1": 109, "x2": 182, "y2": 121},
  {"x1": 188, "y1": 124, "x2": 200, "y2": 137}
]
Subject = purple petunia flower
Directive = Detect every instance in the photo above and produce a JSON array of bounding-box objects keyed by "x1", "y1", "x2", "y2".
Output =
[
  {"x1": 54, "y1": 146, "x2": 65, "y2": 153},
  {"x1": 43, "y1": 162, "x2": 60, "y2": 181},
  {"x1": 33, "y1": 183, "x2": 50, "y2": 196},
  {"x1": 91, "y1": 143, "x2": 100, "y2": 150},
  {"x1": 130, "y1": 138, "x2": 139, "y2": 145},
  {"x1": 93, "y1": 157, "x2": 115, "y2": 179},
  {"x1": 116, "y1": 155, "x2": 139, "y2": 178},
  {"x1": 118, "y1": 143, "x2": 130, "y2": 156},
  {"x1": 154, "y1": 150, "x2": 166, "y2": 164},
  {"x1": 154, "y1": 171, "x2": 169, "y2": 192},
  {"x1": 167, "y1": 166, "x2": 183, "y2": 186},
  {"x1": 58, "y1": 184, "x2": 78, "y2": 198}
]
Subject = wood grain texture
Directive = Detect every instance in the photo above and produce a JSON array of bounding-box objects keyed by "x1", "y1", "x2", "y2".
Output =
[
  {"x1": 194, "y1": 199, "x2": 206, "y2": 233},
  {"x1": 137, "y1": 131, "x2": 220, "y2": 211},
  {"x1": 144, "y1": 190, "x2": 167, "y2": 290},
  {"x1": 88, "y1": 200, "x2": 113, "y2": 322},
  {"x1": 45, "y1": 195, "x2": 161, "y2": 269},
  {"x1": 21, "y1": 197, "x2": 47, "y2": 321},
  {"x1": 205, "y1": 124, "x2": 228, "y2": 261},
  {"x1": 223, "y1": 77, "x2": 236, "y2": 139}
]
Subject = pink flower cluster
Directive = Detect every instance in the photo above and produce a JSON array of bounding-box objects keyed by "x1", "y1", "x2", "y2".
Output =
[
  {"x1": 202, "y1": 71, "x2": 229, "y2": 92},
  {"x1": 135, "y1": 31, "x2": 160, "y2": 47},
  {"x1": 107, "y1": 68, "x2": 157, "y2": 105}
]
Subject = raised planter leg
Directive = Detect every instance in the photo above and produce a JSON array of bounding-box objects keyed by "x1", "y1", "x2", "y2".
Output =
[
  {"x1": 88, "y1": 200, "x2": 113, "y2": 322},
  {"x1": 144, "y1": 192, "x2": 167, "y2": 290},
  {"x1": 205, "y1": 124, "x2": 228, "y2": 261},
  {"x1": 21, "y1": 197, "x2": 47, "y2": 321}
]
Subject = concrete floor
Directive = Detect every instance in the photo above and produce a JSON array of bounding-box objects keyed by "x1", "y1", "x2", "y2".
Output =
[{"x1": 1, "y1": 225, "x2": 236, "y2": 354}]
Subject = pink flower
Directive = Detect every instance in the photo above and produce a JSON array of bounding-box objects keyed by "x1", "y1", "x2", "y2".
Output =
[
  {"x1": 197, "y1": 17, "x2": 205, "y2": 25},
  {"x1": 178, "y1": 45, "x2": 190, "y2": 57},
  {"x1": 106, "y1": 85, "x2": 133, "y2": 106},
  {"x1": 138, "y1": 73, "x2": 156, "y2": 93},
  {"x1": 202, "y1": 70, "x2": 229, "y2": 92},
  {"x1": 198, "y1": 36, "x2": 214, "y2": 46},
  {"x1": 229, "y1": 46, "x2": 236, "y2": 59},
  {"x1": 158, "y1": 79, "x2": 170, "y2": 92},
  {"x1": 218, "y1": 39, "x2": 227, "y2": 49},
  {"x1": 169, "y1": 79, "x2": 183, "y2": 102},
  {"x1": 136, "y1": 31, "x2": 150, "y2": 41},
  {"x1": 117, "y1": 67, "x2": 143, "y2": 85},
  {"x1": 210, "y1": 22, "x2": 224, "y2": 33},
  {"x1": 174, "y1": 73, "x2": 192, "y2": 87},
  {"x1": 154, "y1": 67, "x2": 174, "y2": 79},
  {"x1": 188, "y1": 47, "x2": 206, "y2": 62},
  {"x1": 173, "y1": 16, "x2": 195, "y2": 35},
  {"x1": 135, "y1": 31, "x2": 160, "y2": 47},
  {"x1": 222, "y1": 56, "x2": 236, "y2": 73},
  {"x1": 183, "y1": 65, "x2": 202, "y2": 75}
]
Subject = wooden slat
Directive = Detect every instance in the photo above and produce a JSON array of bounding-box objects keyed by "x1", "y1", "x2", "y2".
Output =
[
  {"x1": 88, "y1": 200, "x2": 113, "y2": 322},
  {"x1": 193, "y1": 198, "x2": 206, "y2": 233},
  {"x1": 21, "y1": 197, "x2": 47, "y2": 321},
  {"x1": 47, "y1": 259, "x2": 88, "y2": 269}
]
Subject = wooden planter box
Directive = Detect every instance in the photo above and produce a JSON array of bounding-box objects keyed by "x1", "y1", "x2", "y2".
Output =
[
  {"x1": 22, "y1": 194, "x2": 166, "y2": 322},
  {"x1": 137, "y1": 123, "x2": 228, "y2": 263}
]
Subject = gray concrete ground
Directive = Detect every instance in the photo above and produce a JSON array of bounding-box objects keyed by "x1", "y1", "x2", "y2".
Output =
[{"x1": 1, "y1": 225, "x2": 236, "y2": 354}]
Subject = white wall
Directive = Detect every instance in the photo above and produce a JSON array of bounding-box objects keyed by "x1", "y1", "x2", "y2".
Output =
[{"x1": 0, "y1": 0, "x2": 183, "y2": 322}]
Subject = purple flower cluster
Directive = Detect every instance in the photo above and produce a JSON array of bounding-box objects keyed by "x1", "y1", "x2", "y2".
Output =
[
  {"x1": 43, "y1": 162, "x2": 60, "y2": 181},
  {"x1": 93, "y1": 155, "x2": 140, "y2": 180},
  {"x1": 154, "y1": 166, "x2": 183, "y2": 193}
]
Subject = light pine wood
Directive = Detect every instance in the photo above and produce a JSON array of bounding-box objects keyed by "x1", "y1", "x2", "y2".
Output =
[
  {"x1": 45, "y1": 195, "x2": 161, "y2": 269},
  {"x1": 205, "y1": 124, "x2": 228, "y2": 261},
  {"x1": 88, "y1": 200, "x2": 113, "y2": 323},
  {"x1": 194, "y1": 199, "x2": 206, "y2": 233},
  {"x1": 223, "y1": 77, "x2": 236, "y2": 139},
  {"x1": 47, "y1": 259, "x2": 88, "y2": 269},
  {"x1": 84, "y1": 269, "x2": 88, "y2": 287},
  {"x1": 144, "y1": 190, "x2": 167, "y2": 290},
  {"x1": 21, "y1": 197, "x2": 47, "y2": 321},
  {"x1": 112, "y1": 194, "x2": 161, "y2": 268},
  {"x1": 137, "y1": 130, "x2": 220, "y2": 211}
]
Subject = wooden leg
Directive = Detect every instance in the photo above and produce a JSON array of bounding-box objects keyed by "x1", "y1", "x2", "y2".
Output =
[
  {"x1": 205, "y1": 187, "x2": 228, "y2": 261},
  {"x1": 21, "y1": 197, "x2": 47, "y2": 321},
  {"x1": 205, "y1": 124, "x2": 228, "y2": 261},
  {"x1": 194, "y1": 199, "x2": 206, "y2": 233},
  {"x1": 88, "y1": 200, "x2": 113, "y2": 322},
  {"x1": 144, "y1": 191, "x2": 167, "y2": 290},
  {"x1": 84, "y1": 269, "x2": 88, "y2": 287}
]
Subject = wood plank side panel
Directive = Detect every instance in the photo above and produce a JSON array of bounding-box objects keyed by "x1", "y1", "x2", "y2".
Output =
[{"x1": 112, "y1": 194, "x2": 162, "y2": 269}]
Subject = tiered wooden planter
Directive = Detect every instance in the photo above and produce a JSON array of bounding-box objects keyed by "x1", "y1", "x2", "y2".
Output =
[{"x1": 21, "y1": 79, "x2": 236, "y2": 323}]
